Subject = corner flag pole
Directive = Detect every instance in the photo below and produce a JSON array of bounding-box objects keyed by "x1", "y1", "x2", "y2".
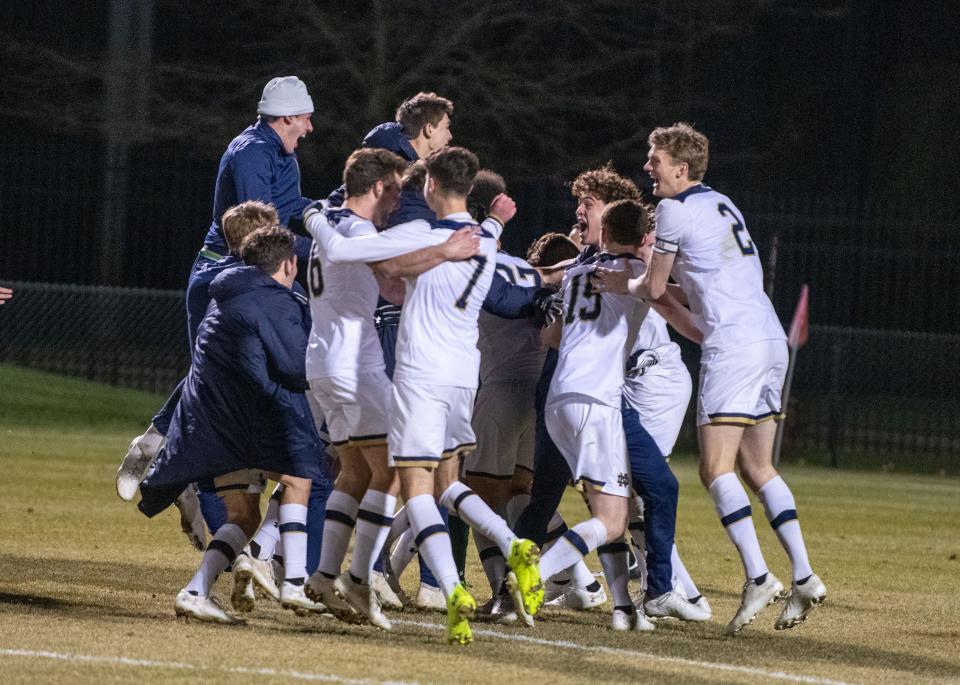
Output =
[{"x1": 773, "y1": 284, "x2": 809, "y2": 468}]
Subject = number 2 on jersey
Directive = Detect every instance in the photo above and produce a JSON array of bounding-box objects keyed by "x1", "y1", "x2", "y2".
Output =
[
  {"x1": 564, "y1": 273, "x2": 601, "y2": 323},
  {"x1": 718, "y1": 203, "x2": 755, "y2": 256},
  {"x1": 455, "y1": 256, "x2": 488, "y2": 309}
]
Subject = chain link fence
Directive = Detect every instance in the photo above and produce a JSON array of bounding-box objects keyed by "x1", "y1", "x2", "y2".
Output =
[{"x1": 1, "y1": 280, "x2": 958, "y2": 474}]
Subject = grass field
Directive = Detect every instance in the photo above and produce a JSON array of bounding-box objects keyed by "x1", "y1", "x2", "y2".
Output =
[{"x1": 1, "y1": 364, "x2": 959, "y2": 684}]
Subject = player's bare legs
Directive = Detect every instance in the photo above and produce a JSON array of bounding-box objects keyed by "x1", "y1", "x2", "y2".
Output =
[{"x1": 738, "y1": 420, "x2": 825, "y2": 629}]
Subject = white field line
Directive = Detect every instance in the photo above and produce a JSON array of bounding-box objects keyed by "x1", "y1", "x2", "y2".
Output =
[
  {"x1": 393, "y1": 618, "x2": 860, "y2": 685},
  {"x1": 0, "y1": 648, "x2": 420, "y2": 685}
]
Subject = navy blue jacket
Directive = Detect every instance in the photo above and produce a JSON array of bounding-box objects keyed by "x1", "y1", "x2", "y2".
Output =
[
  {"x1": 139, "y1": 266, "x2": 324, "y2": 517},
  {"x1": 204, "y1": 120, "x2": 313, "y2": 261},
  {"x1": 185, "y1": 255, "x2": 242, "y2": 350}
]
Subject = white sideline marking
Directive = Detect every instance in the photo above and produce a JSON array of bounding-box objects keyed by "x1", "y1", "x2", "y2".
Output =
[
  {"x1": 0, "y1": 648, "x2": 420, "y2": 685},
  {"x1": 393, "y1": 619, "x2": 859, "y2": 685}
]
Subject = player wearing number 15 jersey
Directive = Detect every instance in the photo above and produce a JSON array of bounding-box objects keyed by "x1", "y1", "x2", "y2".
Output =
[{"x1": 594, "y1": 122, "x2": 824, "y2": 636}]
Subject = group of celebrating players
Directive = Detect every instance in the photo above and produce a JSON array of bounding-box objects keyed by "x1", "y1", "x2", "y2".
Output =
[{"x1": 116, "y1": 75, "x2": 826, "y2": 645}]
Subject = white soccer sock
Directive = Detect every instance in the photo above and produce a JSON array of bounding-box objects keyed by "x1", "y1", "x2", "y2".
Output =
[
  {"x1": 567, "y1": 559, "x2": 598, "y2": 589},
  {"x1": 185, "y1": 523, "x2": 248, "y2": 596},
  {"x1": 709, "y1": 473, "x2": 768, "y2": 581},
  {"x1": 440, "y1": 481, "x2": 515, "y2": 557},
  {"x1": 389, "y1": 527, "x2": 417, "y2": 578},
  {"x1": 384, "y1": 504, "x2": 409, "y2": 553},
  {"x1": 474, "y1": 529, "x2": 506, "y2": 594},
  {"x1": 506, "y1": 493, "x2": 531, "y2": 528},
  {"x1": 758, "y1": 476, "x2": 814, "y2": 581},
  {"x1": 317, "y1": 491, "x2": 359, "y2": 579},
  {"x1": 348, "y1": 490, "x2": 397, "y2": 584},
  {"x1": 597, "y1": 538, "x2": 632, "y2": 610},
  {"x1": 250, "y1": 485, "x2": 283, "y2": 560},
  {"x1": 280, "y1": 503, "x2": 308, "y2": 583},
  {"x1": 406, "y1": 494, "x2": 461, "y2": 597},
  {"x1": 671, "y1": 544, "x2": 700, "y2": 599},
  {"x1": 539, "y1": 518, "x2": 607, "y2": 581}
]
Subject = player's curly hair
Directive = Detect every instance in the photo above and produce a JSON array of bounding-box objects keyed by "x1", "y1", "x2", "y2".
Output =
[
  {"x1": 426, "y1": 147, "x2": 479, "y2": 197},
  {"x1": 467, "y1": 169, "x2": 506, "y2": 222},
  {"x1": 395, "y1": 92, "x2": 453, "y2": 139},
  {"x1": 222, "y1": 201, "x2": 278, "y2": 255},
  {"x1": 647, "y1": 122, "x2": 709, "y2": 181},
  {"x1": 570, "y1": 163, "x2": 640, "y2": 204},
  {"x1": 526, "y1": 232, "x2": 580, "y2": 267}
]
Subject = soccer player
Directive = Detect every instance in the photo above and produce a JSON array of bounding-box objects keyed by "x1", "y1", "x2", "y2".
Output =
[
  {"x1": 594, "y1": 122, "x2": 826, "y2": 634},
  {"x1": 537, "y1": 199, "x2": 653, "y2": 631},
  {"x1": 137, "y1": 227, "x2": 330, "y2": 624},
  {"x1": 303, "y1": 148, "x2": 480, "y2": 629},
  {"x1": 304, "y1": 147, "x2": 542, "y2": 645}
]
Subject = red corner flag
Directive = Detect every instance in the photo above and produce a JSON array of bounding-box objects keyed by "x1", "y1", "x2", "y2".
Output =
[{"x1": 788, "y1": 284, "x2": 809, "y2": 349}]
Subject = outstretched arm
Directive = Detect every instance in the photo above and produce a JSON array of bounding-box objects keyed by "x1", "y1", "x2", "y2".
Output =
[
  {"x1": 371, "y1": 226, "x2": 481, "y2": 279},
  {"x1": 305, "y1": 205, "x2": 438, "y2": 263}
]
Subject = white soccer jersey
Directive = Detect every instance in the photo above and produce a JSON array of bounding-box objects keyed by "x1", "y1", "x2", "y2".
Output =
[
  {"x1": 478, "y1": 252, "x2": 545, "y2": 385},
  {"x1": 305, "y1": 208, "x2": 384, "y2": 381},
  {"x1": 305, "y1": 209, "x2": 501, "y2": 388},
  {"x1": 547, "y1": 254, "x2": 650, "y2": 408},
  {"x1": 654, "y1": 184, "x2": 786, "y2": 353}
]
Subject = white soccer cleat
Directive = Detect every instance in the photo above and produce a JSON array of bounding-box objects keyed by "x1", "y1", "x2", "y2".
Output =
[
  {"x1": 775, "y1": 574, "x2": 826, "y2": 630},
  {"x1": 174, "y1": 589, "x2": 243, "y2": 625},
  {"x1": 643, "y1": 590, "x2": 712, "y2": 622},
  {"x1": 726, "y1": 573, "x2": 785, "y2": 636},
  {"x1": 230, "y1": 554, "x2": 256, "y2": 612},
  {"x1": 116, "y1": 425, "x2": 165, "y2": 501},
  {"x1": 414, "y1": 582, "x2": 447, "y2": 613},
  {"x1": 245, "y1": 554, "x2": 280, "y2": 602},
  {"x1": 334, "y1": 573, "x2": 392, "y2": 630},
  {"x1": 545, "y1": 582, "x2": 607, "y2": 610},
  {"x1": 611, "y1": 607, "x2": 655, "y2": 632},
  {"x1": 173, "y1": 485, "x2": 206, "y2": 552},
  {"x1": 280, "y1": 581, "x2": 330, "y2": 616},
  {"x1": 304, "y1": 573, "x2": 363, "y2": 624},
  {"x1": 691, "y1": 595, "x2": 712, "y2": 619},
  {"x1": 370, "y1": 570, "x2": 406, "y2": 610}
]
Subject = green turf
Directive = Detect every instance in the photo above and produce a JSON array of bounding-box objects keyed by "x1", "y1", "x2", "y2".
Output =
[{"x1": 1, "y1": 364, "x2": 959, "y2": 684}]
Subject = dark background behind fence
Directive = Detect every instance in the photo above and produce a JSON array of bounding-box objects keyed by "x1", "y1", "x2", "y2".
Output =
[{"x1": 1, "y1": 1, "x2": 959, "y2": 474}]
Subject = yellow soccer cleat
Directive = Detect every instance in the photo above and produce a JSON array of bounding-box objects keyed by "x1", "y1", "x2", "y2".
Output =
[
  {"x1": 506, "y1": 538, "x2": 544, "y2": 621},
  {"x1": 446, "y1": 583, "x2": 477, "y2": 645}
]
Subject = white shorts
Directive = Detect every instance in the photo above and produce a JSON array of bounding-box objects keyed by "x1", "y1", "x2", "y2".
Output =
[
  {"x1": 307, "y1": 372, "x2": 391, "y2": 448},
  {"x1": 622, "y1": 345, "x2": 692, "y2": 457},
  {"x1": 388, "y1": 381, "x2": 477, "y2": 469},
  {"x1": 698, "y1": 339, "x2": 788, "y2": 426},
  {"x1": 544, "y1": 396, "x2": 630, "y2": 497},
  {"x1": 464, "y1": 379, "x2": 536, "y2": 480}
]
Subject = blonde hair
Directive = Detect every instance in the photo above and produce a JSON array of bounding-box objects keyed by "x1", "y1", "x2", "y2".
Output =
[
  {"x1": 222, "y1": 201, "x2": 279, "y2": 254},
  {"x1": 647, "y1": 122, "x2": 709, "y2": 181}
]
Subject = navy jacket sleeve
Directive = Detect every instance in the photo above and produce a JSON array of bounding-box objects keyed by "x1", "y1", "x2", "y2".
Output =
[
  {"x1": 257, "y1": 293, "x2": 310, "y2": 392},
  {"x1": 482, "y1": 271, "x2": 543, "y2": 319}
]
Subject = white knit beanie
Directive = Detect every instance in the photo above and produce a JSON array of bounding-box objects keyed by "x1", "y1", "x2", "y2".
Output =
[{"x1": 257, "y1": 76, "x2": 314, "y2": 116}]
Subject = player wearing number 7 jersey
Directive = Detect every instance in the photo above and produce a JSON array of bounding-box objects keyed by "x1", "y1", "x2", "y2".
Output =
[
  {"x1": 593, "y1": 122, "x2": 825, "y2": 635},
  {"x1": 304, "y1": 147, "x2": 543, "y2": 644}
]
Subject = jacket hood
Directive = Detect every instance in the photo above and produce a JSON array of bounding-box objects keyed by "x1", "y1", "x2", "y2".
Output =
[
  {"x1": 362, "y1": 122, "x2": 419, "y2": 162},
  {"x1": 209, "y1": 265, "x2": 282, "y2": 303}
]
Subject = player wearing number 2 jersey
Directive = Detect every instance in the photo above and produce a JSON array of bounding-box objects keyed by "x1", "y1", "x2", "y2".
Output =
[{"x1": 594, "y1": 122, "x2": 825, "y2": 635}]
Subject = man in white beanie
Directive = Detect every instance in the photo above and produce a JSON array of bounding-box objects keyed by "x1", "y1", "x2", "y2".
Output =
[{"x1": 117, "y1": 76, "x2": 322, "y2": 552}]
